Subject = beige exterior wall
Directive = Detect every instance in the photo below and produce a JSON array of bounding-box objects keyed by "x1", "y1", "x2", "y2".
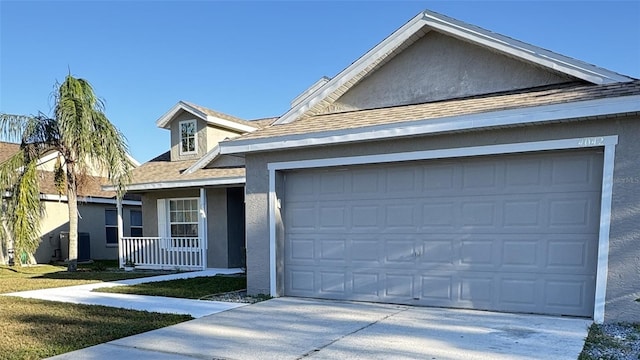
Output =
[
  {"x1": 169, "y1": 111, "x2": 242, "y2": 162},
  {"x1": 37, "y1": 153, "x2": 108, "y2": 177},
  {"x1": 330, "y1": 31, "x2": 574, "y2": 113},
  {"x1": 244, "y1": 114, "x2": 640, "y2": 322}
]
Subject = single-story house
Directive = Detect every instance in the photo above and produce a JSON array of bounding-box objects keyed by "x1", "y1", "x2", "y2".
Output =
[
  {"x1": 0, "y1": 141, "x2": 142, "y2": 264},
  {"x1": 113, "y1": 10, "x2": 639, "y2": 323}
]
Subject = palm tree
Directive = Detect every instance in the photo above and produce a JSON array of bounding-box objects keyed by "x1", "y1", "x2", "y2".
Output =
[{"x1": 0, "y1": 74, "x2": 132, "y2": 271}]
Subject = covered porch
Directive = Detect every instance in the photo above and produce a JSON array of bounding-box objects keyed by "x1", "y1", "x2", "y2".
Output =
[{"x1": 115, "y1": 186, "x2": 245, "y2": 271}]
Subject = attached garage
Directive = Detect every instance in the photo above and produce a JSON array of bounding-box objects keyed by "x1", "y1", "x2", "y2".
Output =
[{"x1": 283, "y1": 149, "x2": 603, "y2": 317}]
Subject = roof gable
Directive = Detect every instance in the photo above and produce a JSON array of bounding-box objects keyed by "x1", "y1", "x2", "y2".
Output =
[
  {"x1": 156, "y1": 101, "x2": 259, "y2": 133},
  {"x1": 275, "y1": 10, "x2": 633, "y2": 125}
]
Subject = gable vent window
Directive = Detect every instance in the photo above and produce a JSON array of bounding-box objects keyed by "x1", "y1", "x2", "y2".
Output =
[{"x1": 180, "y1": 120, "x2": 197, "y2": 154}]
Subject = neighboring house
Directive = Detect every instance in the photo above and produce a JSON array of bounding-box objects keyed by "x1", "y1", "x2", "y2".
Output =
[
  {"x1": 115, "y1": 10, "x2": 640, "y2": 323},
  {"x1": 0, "y1": 141, "x2": 142, "y2": 264}
]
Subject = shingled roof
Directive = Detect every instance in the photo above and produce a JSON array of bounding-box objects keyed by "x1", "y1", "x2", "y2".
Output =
[
  {"x1": 1, "y1": 141, "x2": 120, "y2": 199},
  {"x1": 125, "y1": 151, "x2": 245, "y2": 191},
  {"x1": 0, "y1": 141, "x2": 20, "y2": 163},
  {"x1": 226, "y1": 80, "x2": 640, "y2": 144}
]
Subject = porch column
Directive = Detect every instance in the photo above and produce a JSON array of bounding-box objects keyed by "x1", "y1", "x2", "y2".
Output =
[
  {"x1": 199, "y1": 188, "x2": 208, "y2": 269},
  {"x1": 117, "y1": 197, "x2": 124, "y2": 268}
]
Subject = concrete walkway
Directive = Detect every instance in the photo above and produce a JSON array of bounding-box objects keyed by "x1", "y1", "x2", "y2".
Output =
[
  {"x1": 47, "y1": 297, "x2": 591, "y2": 360},
  {"x1": 4, "y1": 268, "x2": 247, "y2": 318}
]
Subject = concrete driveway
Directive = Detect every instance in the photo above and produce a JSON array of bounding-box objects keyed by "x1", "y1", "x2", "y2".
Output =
[{"x1": 49, "y1": 297, "x2": 590, "y2": 360}]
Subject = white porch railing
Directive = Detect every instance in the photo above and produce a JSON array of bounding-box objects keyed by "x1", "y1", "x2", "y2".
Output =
[{"x1": 120, "y1": 237, "x2": 207, "y2": 270}]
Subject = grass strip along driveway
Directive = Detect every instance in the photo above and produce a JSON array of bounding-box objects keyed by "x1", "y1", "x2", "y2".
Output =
[
  {"x1": 95, "y1": 274, "x2": 247, "y2": 299},
  {"x1": 0, "y1": 263, "x2": 192, "y2": 360}
]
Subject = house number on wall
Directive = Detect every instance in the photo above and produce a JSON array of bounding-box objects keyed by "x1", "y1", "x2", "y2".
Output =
[{"x1": 577, "y1": 137, "x2": 605, "y2": 147}]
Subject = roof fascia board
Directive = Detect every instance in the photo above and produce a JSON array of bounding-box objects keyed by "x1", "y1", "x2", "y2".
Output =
[
  {"x1": 22, "y1": 194, "x2": 142, "y2": 206},
  {"x1": 106, "y1": 176, "x2": 246, "y2": 192},
  {"x1": 36, "y1": 151, "x2": 59, "y2": 166},
  {"x1": 156, "y1": 101, "x2": 258, "y2": 133},
  {"x1": 156, "y1": 101, "x2": 206, "y2": 129},
  {"x1": 274, "y1": 12, "x2": 426, "y2": 125},
  {"x1": 206, "y1": 115, "x2": 258, "y2": 133},
  {"x1": 127, "y1": 154, "x2": 141, "y2": 167},
  {"x1": 274, "y1": 10, "x2": 631, "y2": 126},
  {"x1": 422, "y1": 12, "x2": 632, "y2": 85},
  {"x1": 220, "y1": 94, "x2": 640, "y2": 154},
  {"x1": 184, "y1": 144, "x2": 221, "y2": 174}
]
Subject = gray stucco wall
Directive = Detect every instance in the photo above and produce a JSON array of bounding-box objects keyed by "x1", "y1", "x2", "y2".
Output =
[
  {"x1": 141, "y1": 189, "x2": 200, "y2": 237},
  {"x1": 244, "y1": 114, "x2": 640, "y2": 322},
  {"x1": 35, "y1": 202, "x2": 139, "y2": 263},
  {"x1": 207, "y1": 188, "x2": 229, "y2": 268},
  {"x1": 140, "y1": 187, "x2": 234, "y2": 268},
  {"x1": 330, "y1": 31, "x2": 574, "y2": 112}
]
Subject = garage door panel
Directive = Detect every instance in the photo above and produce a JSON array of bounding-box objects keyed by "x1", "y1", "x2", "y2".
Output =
[
  {"x1": 384, "y1": 273, "x2": 415, "y2": 298},
  {"x1": 546, "y1": 236, "x2": 596, "y2": 272},
  {"x1": 319, "y1": 205, "x2": 347, "y2": 229},
  {"x1": 283, "y1": 150, "x2": 602, "y2": 317},
  {"x1": 386, "y1": 167, "x2": 419, "y2": 192},
  {"x1": 420, "y1": 275, "x2": 454, "y2": 301},
  {"x1": 353, "y1": 272, "x2": 380, "y2": 296},
  {"x1": 551, "y1": 156, "x2": 597, "y2": 186},
  {"x1": 350, "y1": 237, "x2": 382, "y2": 262},
  {"x1": 505, "y1": 158, "x2": 543, "y2": 187},
  {"x1": 423, "y1": 164, "x2": 456, "y2": 191},
  {"x1": 419, "y1": 239, "x2": 456, "y2": 265},
  {"x1": 384, "y1": 238, "x2": 416, "y2": 264},
  {"x1": 287, "y1": 237, "x2": 315, "y2": 263}
]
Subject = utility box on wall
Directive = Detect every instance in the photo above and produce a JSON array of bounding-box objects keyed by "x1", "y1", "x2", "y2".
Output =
[{"x1": 59, "y1": 232, "x2": 91, "y2": 262}]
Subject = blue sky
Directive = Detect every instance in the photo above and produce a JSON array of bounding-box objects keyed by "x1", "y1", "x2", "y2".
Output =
[{"x1": 1, "y1": 1, "x2": 639, "y2": 163}]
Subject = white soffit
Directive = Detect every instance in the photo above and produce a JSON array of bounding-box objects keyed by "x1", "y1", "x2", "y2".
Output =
[{"x1": 274, "y1": 10, "x2": 633, "y2": 126}]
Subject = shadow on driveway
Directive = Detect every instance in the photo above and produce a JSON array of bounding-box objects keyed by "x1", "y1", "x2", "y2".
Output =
[{"x1": 48, "y1": 297, "x2": 590, "y2": 360}]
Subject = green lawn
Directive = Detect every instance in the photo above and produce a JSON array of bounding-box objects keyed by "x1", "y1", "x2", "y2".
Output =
[
  {"x1": 0, "y1": 262, "x2": 192, "y2": 359},
  {"x1": 0, "y1": 262, "x2": 174, "y2": 293},
  {"x1": 0, "y1": 297, "x2": 191, "y2": 360},
  {"x1": 95, "y1": 275, "x2": 247, "y2": 299}
]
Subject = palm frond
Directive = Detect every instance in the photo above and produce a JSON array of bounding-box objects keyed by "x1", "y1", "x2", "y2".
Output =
[
  {"x1": 5, "y1": 160, "x2": 43, "y2": 263},
  {"x1": 55, "y1": 75, "x2": 133, "y2": 198},
  {"x1": 0, "y1": 113, "x2": 34, "y2": 143}
]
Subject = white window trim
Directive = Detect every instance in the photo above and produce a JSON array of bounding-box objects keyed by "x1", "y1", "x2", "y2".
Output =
[
  {"x1": 105, "y1": 208, "x2": 118, "y2": 248},
  {"x1": 179, "y1": 119, "x2": 198, "y2": 155},
  {"x1": 267, "y1": 135, "x2": 617, "y2": 323},
  {"x1": 167, "y1": 197, "x2": 200, "y2": 238}
]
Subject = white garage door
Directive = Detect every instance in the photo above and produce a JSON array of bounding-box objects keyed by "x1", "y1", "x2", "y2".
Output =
[{"x1": 283, "y1": 150, "x2": 602, "y2": 317}]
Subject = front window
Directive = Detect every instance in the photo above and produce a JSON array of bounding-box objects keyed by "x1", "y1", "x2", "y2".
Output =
[
  {"x1": 130, "y1": 210, "x2": 143, "y2": 237},
  {"x1": 105, "y1": 209, "x2": 117, "y2": 246},
  {"x1": 169, "y1": 198, "x2": 198, "y2": 237},
  {"x1": 179, "y1": 120, "x2": 197, "y2": 154}
]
